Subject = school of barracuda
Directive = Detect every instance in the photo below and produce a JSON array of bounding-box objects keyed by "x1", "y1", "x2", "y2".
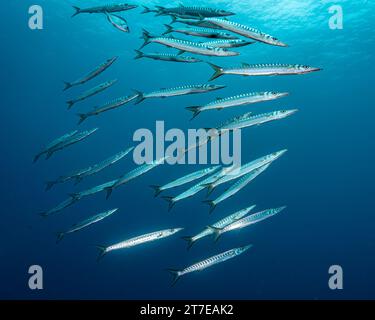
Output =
[{"x1": 34, "y1": 3, "x2": 321, "y2": 286}]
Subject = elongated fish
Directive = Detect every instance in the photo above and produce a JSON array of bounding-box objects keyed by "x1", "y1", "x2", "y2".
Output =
[
  {"x1": 163, "y1": 25, "x2": 237, "y2": 39},
  {"x1": 34, "y1": 130, "x2": 78, "y2": 163},
  {"x1": 63, "y1": 56, "x2": 118, "y2": 91},
  {"x1": 134, "y1": 50, "x2": 202, "y2": 63},
  {"x1": 170, "y1": 16, "x2": 223, "y2": 29},
  {"x1": 66, "y1": 79, "x2": 117, "y2": 109},
  {"x1": 167, "y1": 244, "x2": 252, "y2": 286},
  {"x1": 49, "y1": 147, "x2": 133, "y2": 190},
  {"x1": 205, "y1": 150, "x2": 287, "y2": 193},
  {"x1": 204, "y1": 164, "x2": 271, "y2": 213},
  {"x1": 39, "y1": 197, "x2": 78, "y2": 218},
  {"x1": 77, "y1": 94, "x2": 138, "y2": 124},
  {"x1": 154, "y1": 5, "x2": 234, "y2": 19},
  {"x1": 162, "y1": 166, "x2": 234, "y2": 211},
  {"x1": 133, "y1": 84, "x2": 225, "y2": 105},
  {"x1": 202, "y1": 39, "x2": 255, "y2": 48},
  {"x1": 105, "y1": 157, "x2": 167, "y2": 199},
  {"x1": 72, "y1": 3, "x2": 138, "y2": 18},
  {"x1": 205, "y1": 18, "x2": 287, "y2": 47},
  {"x1": 96, "y1": 228, "x2": 183, "y2": 260},
  {"x1": 150, "y1": 165, "x2": 221, "y2": 197},
  {"x1": 141, "y1": 30, "x2": 239, "y2": 57},
  {"x1": 216, "y1": 109, "x2": 298, "y2": 132},
  {"x1": 77, "y1": 147, "x2": 134, "y2": 183},
  {"x1": 207, "y1": 62, "x2": 322, "y2": 81},
  {"x1": 105, "y1": 13, "x2": 129, "y2": 32},
  {"x1": 209, "y1": 207, "x2": 286, "y2": 241},
  {"x1": 70, "y1": 179, "x2": 118, "y2": 201},
  {"x1": 43, "y1": 128, "x2": 98, "y2": 160},
  {"x1": 186, "y1": 91, "x2": 289, "y2": 119},
  {"x1": 56, "y1": 208, "x2": 118, "y2": 243},
  {"x1": 182, "y1": 205, "x2": 256, "y2": 250}
]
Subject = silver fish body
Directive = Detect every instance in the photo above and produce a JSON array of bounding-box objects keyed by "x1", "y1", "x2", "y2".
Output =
[
  {"x1": 143, "y1": 5, "x2": 235, "y2": 19},
  {"x1": 202, "y1": 39, "x2": 255, "y2": 48},
  {"x1": 163, "y1": 25, "x2": 237, "y2": 39},
  {"x1": 170, "y1": 16, "x2": 223, "y2": 29},
  {"x1": 134, "y1": 50, "x2": 202, "y2": 63},
  {"x1": 39, "y1": 197, "x2": 78, "y2": 217},
  {"x1": 106, "y1": 13, "x2": 129, "y2": 32},
  {"x1": 72, "y1": 3, "x2": 138, "y2": 17}
]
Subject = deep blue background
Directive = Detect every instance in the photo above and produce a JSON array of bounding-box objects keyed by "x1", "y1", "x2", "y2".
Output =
[{"x1": 1, "y1": 0, "x2": 374, "y2": 299}]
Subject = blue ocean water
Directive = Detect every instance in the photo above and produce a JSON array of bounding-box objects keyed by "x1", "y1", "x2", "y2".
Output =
[{"x1": 1, "y1": 0, "x2": 374, "y2": 299}]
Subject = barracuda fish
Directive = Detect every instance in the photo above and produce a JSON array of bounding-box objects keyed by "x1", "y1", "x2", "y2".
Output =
[
  {"x1": 77, "y1": 94, "x2": 138, "y2": 124},
  {"x1": 182, "y1": 205, "x2": 256, "y2": 250},
  {"x1": 56, "y1": 208, "x2": 118, "y2": 243},
  {"x1": 209, "y1": 207, "x2": 286, "y2": 242},
  {"x1": 142, "y1": 5, "x2": 235, "y2": 19},
  {"x1": 63, "y1": 57, "x2": 118, "y2": 91},
  {"x1": 133, "y1": 84, "x2": 225, "y2": 105},
  {"x1": 71, "y1": 3, "x2": 138, "y2": 18},
  {"x1": 204, "y1": 164, "x2": 271, "y2": 213},
  {"x1": 150, "y1": 165, "x2": 221, "y2": 197},
  {"x1": 70, "y1": 179, "x2": 118, "y2": 201},
  {"x1": 202, "y1": 39, "x2": 255, "y2": 48},
  {"x1": 163, "y1": 25, "x2": 237, "y2": 39},
  {"x1": 162, "y1": 166, "x2": 235, "y2": 211},
  {"x1": 141, "y1": 30, "x2": 239, "y2": 57},
  {"x1": 167, "y1": 244, "x2": 252, "y2": 286},
  {"x1": 66, "y1": 79, "x2": 117, "y2": 109},
  {"x1": 39, "y1": 197, "x2": 78, "y2": 218},
  {"x1": 186, "y1": 91, "x2": 289, "y2": 119},
  {"x1": 45, "y1": 166, "x2": 91, "y2": 191},
  {"x1": 216, "y1": 109, "x2": 298, "y2": 132},
  {"x1": 207, "y1": 62, "x2": 322, "y2": 81},
  {"x1": 105, "y1": 13, "x2": 129, "y2": 32},
  {"x1": 33, "y1": 130, "x2": 78, "y2": 163},
  {"x1": 96, "y1": 228, "x2": 183, "y2": 260},
  {"x1": 42, "y1": 128, "x2": 98, "y2": 160},
  {"x1": 105, "y1": 157, "x2": 167, "y2": 199},
  {"x1": 204, "y1": 150, "x2": 287, "y2": 194},
  {"x1": 170, "y1": 16, "x2": 223, "y2": 29},
  {"x1": 134, "y1": 50, "x2": 202, "y2": 63},
  {"x1": 205, "y1": 18, "x2": 287, "y2": 47}
]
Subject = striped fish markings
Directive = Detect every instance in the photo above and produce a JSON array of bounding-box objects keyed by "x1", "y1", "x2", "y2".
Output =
[
  {"x1": 205, "y1": 18, "x2": 288, "y2": 47},
  {"x1": 63, "y1": 56, "x2": 118, "y2": 91},
  {"x1": 167, "y1": 244, "x2": 252, "y2": 286},
  {"x1": 204, "y1": 164, "x2": 271, "y2": 213},
  {"x1": 96, "y1": 228, "x2": 183, "y2": 260},
  {"x1": 56, "y1": 208, "x2": 118, "y2": 243},
  {"x1": 182, "y1": 205, "x2": 256, "y2": 250},
  {"x1": 150, "y1": 165, "x2": 221, "y2": 197},
  {"x1": 72, "y1": 3, "x2": 138, "y2": 17},
  {"x1": 163, "y1": 25, "x2": 238, "y2": 39},
  {"x1": 141, "y1": 30, "x2": 239, "y2": 57},
  {"x1": 134, "y1": 50, "x2": 202, "y2": 63},
  {"x1": 209, "y1": 207, "x2": 286, "y2": 241},
  {"x1": 202, "y1": 39, "x2": 255, "y2": 48},
  {"x1": 66, "y1": 79, "x2": 117, "y2": 109},
  {"x1": 77, "y1": 94, "x2": 139, "y2": 124},
  {"x1": 186, "y1": 91, "x2": 289, "y2": 119},
  {"x1": 133, "y1": 84, "x2": 226, "y2": 105},
  {"x1": 207, "y1": 62, "x2": 322, "y2": 81}
]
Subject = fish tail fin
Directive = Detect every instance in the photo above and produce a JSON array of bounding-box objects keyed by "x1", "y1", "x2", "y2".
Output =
[
  {"x1": 104, "y1": 187, "x2": 113, "y2": 200},
  {"x1": 155, "y1": 6, "x2": 165, "y2": 16},
  {"x1": 63, "y1": 81, "x2": 73, "y2": 91},
  {"x1": 207, "y1": 225, "x2": 223, "y2": 242},
  {"x1": 207, "y1": 62, "x2": 224, "y2": 81},
  {"x1": 134, "y1": 49, "x2": 144, "y2": 60},
  {"x1": 132, "y1": 90, "x2": 145, "y2": 104},
  {"x1": 56, "y1": 232, "x2": 65, "y2": 244},
  {"x1": 140, "y1": 29, "x2": 152, "y2": 49},
  {"x1": 71, "y1": 6, "x2": 81, "y2": 18},
  {"x1": 45, "y1": 181, "x2": 56, "y2": 191},
  {"x1": 33, "y1": 153, "x2": 42, "y2": 163},
  {"x1": 66, "y1": 100, "x2": 75, "y2": 109},
  {"x1": 166, "y1": 269, "x2": 181, "y2": 286},
  {"x1": 181, "y1": 236, "x2": 195, "y2": 251},
  {"x1": 202, "y1": 200, "x2": 216, "y2": 214},
  {"x1": 141, "y1": 5, "x2": 151, "y2": 14},
  {"x1": 185, "y1": 106, "x2": 201, "y2": 120},
  {"x1": 163, "y1": 24, "x2": 173, "y2": 35},
  {"x1": 77, "y1": 113, "x2": 88, "y2": 125},
  {"x1": 95, "y1": 246, "x2": 107, "y2": 261},
  {"x1": 162, "y1": 196, "x2": 176, "y2": 212},
  {"x1": 149, "y1": 185, "x2": 162, "y2": 197},
  {"x1": 170, "y1": 15, "x2": 177, "y2": 24},
  {"x1": 39, "y1": 211, "x2": 49, "y2": 218}
]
